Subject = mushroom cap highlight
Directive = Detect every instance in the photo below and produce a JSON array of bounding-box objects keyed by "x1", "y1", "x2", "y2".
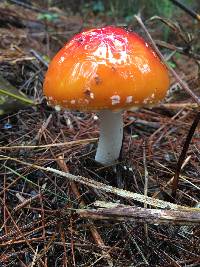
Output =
[{"x1": 43, "y1": 26, "x2": 170, "y2": 111}]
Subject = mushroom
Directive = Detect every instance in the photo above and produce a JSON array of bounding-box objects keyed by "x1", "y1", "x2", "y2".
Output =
[{"x1": 43, "y1": 26, "x2": 170, "y2": 165}]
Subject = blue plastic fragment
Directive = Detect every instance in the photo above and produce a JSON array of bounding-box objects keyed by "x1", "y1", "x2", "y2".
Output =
[{"x1": 4, "y1": 122, "x2": 12, "y2": 129}]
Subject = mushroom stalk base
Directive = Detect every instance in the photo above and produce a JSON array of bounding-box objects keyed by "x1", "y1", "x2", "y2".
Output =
[{"x1": 95, "y1": 110, "x2": 123, "y2": 165}]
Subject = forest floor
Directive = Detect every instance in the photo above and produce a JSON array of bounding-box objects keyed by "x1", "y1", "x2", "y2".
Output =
[{"x1": 0, "y1": 1, "x2": 200, "y2": 266}]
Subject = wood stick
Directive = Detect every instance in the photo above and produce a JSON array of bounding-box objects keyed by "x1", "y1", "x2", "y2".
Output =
[
  {"x1": 1, "y1": 155, "x2": 199, "y2": 212},
  {"x1": 78, "y1": 202, "x2": 200, "y2": 225}
]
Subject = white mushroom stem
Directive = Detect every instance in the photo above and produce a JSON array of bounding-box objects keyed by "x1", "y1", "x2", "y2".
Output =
[{"x1": 95, "y1": 110, "x2": 123, "y2": 165}]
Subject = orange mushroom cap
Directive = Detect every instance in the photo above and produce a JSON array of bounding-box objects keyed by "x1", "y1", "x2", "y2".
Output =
[{"x1": 43, "y1": 26, "x2": 170, "y2": 111}]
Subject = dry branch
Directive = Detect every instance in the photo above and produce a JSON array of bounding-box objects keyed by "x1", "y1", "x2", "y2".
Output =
[
  {"x1": 1, "y1": 155, "x2": 200, "y2": 212},
  {"x1": 78, "y1": 203, "x2": 200, "y2": 225}
]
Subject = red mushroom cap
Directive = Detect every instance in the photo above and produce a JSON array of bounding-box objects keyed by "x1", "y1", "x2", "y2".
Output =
[{"x1": 44, "y1": 26, "x2": 170, "y2": 111}]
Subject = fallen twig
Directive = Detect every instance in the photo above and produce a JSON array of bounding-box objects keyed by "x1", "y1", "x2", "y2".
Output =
[
  {"x1": 1, "y1": 155, "x2": 200, "y2": 212},
  {"x1": 160, "y1": 103, "x2": 198, "y2": 109},
  {"x1": 77, "y1": 201, "x2": 200, "y2": 225}
]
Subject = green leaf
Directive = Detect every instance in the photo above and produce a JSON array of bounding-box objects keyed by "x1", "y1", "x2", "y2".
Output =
[{"x1": 37, "y1": 12, "x2": 59, "y2": 22}]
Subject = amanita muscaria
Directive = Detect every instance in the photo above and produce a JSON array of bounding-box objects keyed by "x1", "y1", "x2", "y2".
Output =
[{"x1": 43, "y1": 26, "x2": 170, "y2": 165}]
